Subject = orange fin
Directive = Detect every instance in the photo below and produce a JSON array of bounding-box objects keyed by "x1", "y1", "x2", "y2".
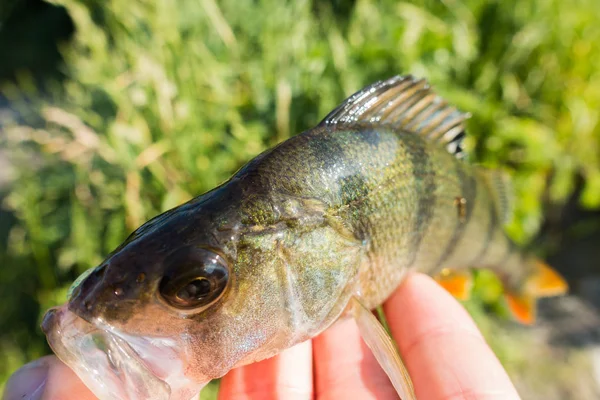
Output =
[
  {"x1": 505, "y1": 293, "x2": 535, "y2": 325},
  {"x1": 528, "y1": 260, "x2": 568, "y2": 297},
  {"x1": 435, "y1": 269, "x2": 472, "y2": 301},
  {"x1": 505, "y1": 260, "x2": 568, "y2": 325}
]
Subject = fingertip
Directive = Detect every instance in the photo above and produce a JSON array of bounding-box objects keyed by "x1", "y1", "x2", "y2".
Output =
[
  {"x1": 3, "y1": 356, "x2": 51, "y2": 400},
  {"x1": 383, "y1": 273, "x2": 520, "y2": 399},
  {"x1": 43, "y1": 356, "x2": 97, "y2": 400},
  {"x1": 218, "y1": 341, "x2": 313, "y2": 400},
  {"x1": 4, "y1": 355, "x2": 96, "y2": 400},
  {"x1": 385, "y1": 272, "x2": 481, "y2": 347},
  {"x1": 312, "y1": 318, "x2": 397, "y2": 400}
]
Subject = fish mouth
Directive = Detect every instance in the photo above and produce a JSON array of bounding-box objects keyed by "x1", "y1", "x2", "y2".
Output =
[{"x1": 42, "y1": 305, "x2": 205, "y2": 400}]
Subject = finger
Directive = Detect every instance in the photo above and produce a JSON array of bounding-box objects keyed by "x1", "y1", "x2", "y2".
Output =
[
  {"x1": 4, "y1": 355, "x2": 96, "y2": 400},
  {"x1": 383, "y1": 273, "x2": 520, "y2": 400},
  {"x1": 313, "y1": 317, "x2": 398, "y2": 400},
  {"x1": 218, "y1": 340, "x2": 313, "y2": 400}
]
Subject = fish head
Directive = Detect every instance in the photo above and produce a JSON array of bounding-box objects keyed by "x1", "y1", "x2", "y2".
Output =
[{"x1": 42, "y1": 185, "x2": 361, "y2": 400}]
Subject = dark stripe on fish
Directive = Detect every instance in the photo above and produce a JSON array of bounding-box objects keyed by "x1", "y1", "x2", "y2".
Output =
[
  {"x1": 471, "y1": 191, "x2": 499, "y2": 266},
  {"x1": 308, "y1": 133, "x2": 347, "y2": 172},
  {"x1": 360, "y1": 128, "x2": 384, "y2": 148},
  {"x1": 306, "y1": 133, "x2": 354, "y2": 203},
  {"x1": 338, "y1": 129, "x2": 381, "y2": 204},
  {"x1": 407, "y1": 138, "x2": 436, "y2": 267},
  {"x1": 338, "y1": 174, "x2": 370, "y2": 205},
  {"x1": 433, "y1": 161, "x2": 477, "y2": 271}
]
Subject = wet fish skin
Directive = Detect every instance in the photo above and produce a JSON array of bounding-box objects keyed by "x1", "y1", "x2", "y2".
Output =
[
  {"x1": 239, "y1": 124, "x2": 529, "y2": 300},
  {"x1": 67, "y1": 137, "x2": 364, "y2": 382},
  {"x1": 46, "y1": 75, "x2": 567, "y2": 399},
  {"x1": 69, "y1": 124, "x2": 512, "y2": 377}
]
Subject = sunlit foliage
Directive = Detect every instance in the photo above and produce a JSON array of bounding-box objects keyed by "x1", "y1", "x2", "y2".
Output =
[{"x1": 1, "y1": 0, "x2": 600, "y2": 392}]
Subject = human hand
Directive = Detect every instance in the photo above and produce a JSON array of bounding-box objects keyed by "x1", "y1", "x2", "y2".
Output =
[{"x1": 3, "y1": 273, "x2": 520, "y2": 399}]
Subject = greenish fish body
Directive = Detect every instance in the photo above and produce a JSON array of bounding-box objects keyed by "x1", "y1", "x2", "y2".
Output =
[
  {"x1": 235, "y1": 124, "x2": 523, "y2": 309},
  {"x1": 41, "y1": 76, "x2": 567, "y2": 400}
]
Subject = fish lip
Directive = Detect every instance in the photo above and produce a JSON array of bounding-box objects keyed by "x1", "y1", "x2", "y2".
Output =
[
  {"x1": 41, "y1": 307, "x2": 59, "y2": 336},
  {"x1": 42, "y1": 304, "x2": 204, "y2": 400}
]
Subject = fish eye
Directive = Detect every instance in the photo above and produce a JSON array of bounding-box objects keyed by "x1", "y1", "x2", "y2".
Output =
[{"x1": 159, "y1": 247, "x2": 229, "y2": 309}]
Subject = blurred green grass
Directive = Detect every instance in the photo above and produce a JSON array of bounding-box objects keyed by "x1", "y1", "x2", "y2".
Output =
[{"x1": 1, "y1": 0, "x2": 600, "y2": 396}]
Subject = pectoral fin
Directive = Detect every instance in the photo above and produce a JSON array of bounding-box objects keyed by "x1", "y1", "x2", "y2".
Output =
[
  {"x1": 350, "y1": 296, "x2": 416, "y2": 400},
  {"x1": 434, "y1": 268, "x2": 472, "y2": 301}
]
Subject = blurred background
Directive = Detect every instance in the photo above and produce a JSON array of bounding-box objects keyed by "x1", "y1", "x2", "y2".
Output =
[{"x1": 1, "y1": 0, "x2": 600, "y2": 398}]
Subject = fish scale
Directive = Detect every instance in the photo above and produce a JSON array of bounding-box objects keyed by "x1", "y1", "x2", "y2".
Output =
[
  {"x1": 41, "y1": 75, "x2": 568, "y2": 400},
  {"x1": 248, "y1": 124, "x2": 499, "y2": 308}
]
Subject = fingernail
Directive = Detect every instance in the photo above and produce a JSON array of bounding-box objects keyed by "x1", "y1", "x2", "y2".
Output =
[{"x1": 3, "y1": 359, "x2": 48, "y2": 400}]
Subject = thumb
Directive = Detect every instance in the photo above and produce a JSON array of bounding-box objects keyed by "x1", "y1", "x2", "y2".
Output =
[
  {"x1": 3, "y1": 356, "x2": 51, "y2": 400},
  {"x1": 3, "y1": 355, "x2": 96, "y2": 400}
]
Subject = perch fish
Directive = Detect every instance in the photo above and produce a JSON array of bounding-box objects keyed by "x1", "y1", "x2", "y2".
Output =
[{"x1": 41, "y1": 75, "x2": 568, "y2": 400}]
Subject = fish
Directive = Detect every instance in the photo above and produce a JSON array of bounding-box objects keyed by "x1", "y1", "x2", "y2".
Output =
[{"x1": 41, "y1": 75, "x2": 568, "y2": 400}]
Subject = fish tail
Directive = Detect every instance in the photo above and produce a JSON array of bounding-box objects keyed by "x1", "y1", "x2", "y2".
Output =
[
  {"x1": 503, "y1": 258, "x2": 568, "y2": 324},
  {"x1": 475, "y1": 168, "x2": 567, "y2": 324}
]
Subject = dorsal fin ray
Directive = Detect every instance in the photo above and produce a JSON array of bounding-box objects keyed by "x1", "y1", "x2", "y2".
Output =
[{"x1": 321, "y1": 75, "x2": 470, "y2": 159}]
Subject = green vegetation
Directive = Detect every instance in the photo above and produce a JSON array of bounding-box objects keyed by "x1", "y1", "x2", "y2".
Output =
[{"x1": 2, "y1": 0, "x2": 600, "y2": 395}]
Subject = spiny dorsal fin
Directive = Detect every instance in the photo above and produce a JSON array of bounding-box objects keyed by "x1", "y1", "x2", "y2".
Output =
[
  {"x1": 479, "y1": 168, "x2": 514, "y2": 224},
  {"x1": 321, "y1": 75, "x2": 470, "y2": 159}
]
